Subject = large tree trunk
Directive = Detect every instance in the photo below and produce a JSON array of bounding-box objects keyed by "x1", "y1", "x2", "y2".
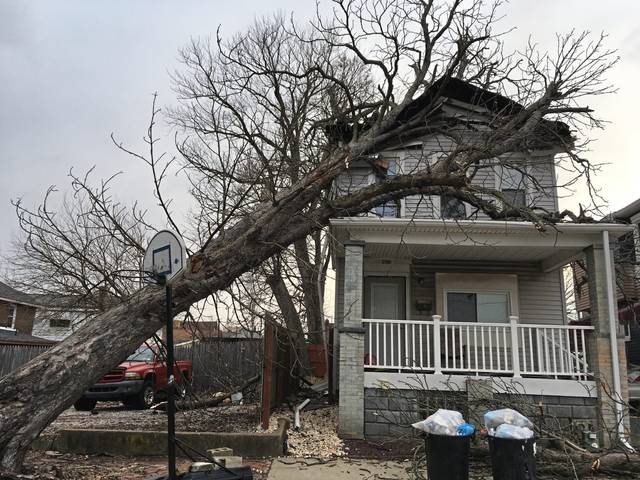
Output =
[
  {"x1": 0, "y1": 140, "x2": 467, "y2": 470},
  {"x1": 293, "y1": 238, "x2": 324, "y2": 344},
  {"x1": 0, "y1": 146, "x2": 354, "y2": 472},
  {"x1": 266, "y1": 272, "x2": 312, "y2": 375}
]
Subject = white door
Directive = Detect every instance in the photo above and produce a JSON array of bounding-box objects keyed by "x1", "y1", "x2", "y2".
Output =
[{"x1": 364, "y1": 277, "x2": 406, "y2": 319}]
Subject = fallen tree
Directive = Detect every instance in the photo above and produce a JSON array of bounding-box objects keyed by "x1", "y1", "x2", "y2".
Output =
[
  {"x1": 0, "y1": 0, "x2": 617, "y2": 472},
  {"x1": 152, "y1": 375, "x2": 261, "y2": 412}
]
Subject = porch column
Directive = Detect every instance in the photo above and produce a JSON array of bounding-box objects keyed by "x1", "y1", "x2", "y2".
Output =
[
  {"x1": 338, "y1": 240, "x2": 365, "y2": 438},
  {"x1": 585, "y1": 239, "x2": 629, "y2": 445}
]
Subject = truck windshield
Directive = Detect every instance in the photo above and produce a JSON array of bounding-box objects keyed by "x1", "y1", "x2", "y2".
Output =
[{"x1": 127, "y1": 348, "x2": 154, "y2": 362}]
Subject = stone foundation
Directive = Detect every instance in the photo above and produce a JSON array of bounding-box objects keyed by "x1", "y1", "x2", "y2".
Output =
[{"x1": 363, "y1": 387, "x2": 598, "y2": 441}]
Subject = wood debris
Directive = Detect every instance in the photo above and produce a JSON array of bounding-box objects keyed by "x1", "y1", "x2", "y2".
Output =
[{"x1": 262, "y1": 406, "x2": 345, "y2": 459}]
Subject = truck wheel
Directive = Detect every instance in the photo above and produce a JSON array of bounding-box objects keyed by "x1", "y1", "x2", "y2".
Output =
[
  {"x1": 134, "y1": 381, "x2": 156, "y2": 409},
  {"x1": 176, "y1": 381, "x2": 187, "y2": 399},
  {"x1": 73, "y1": 397, "x2": 97, "y2": 411}
]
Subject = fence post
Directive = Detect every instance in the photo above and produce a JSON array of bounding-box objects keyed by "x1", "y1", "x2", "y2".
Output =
[
  {"x1": 510, "y1": 315, "x2": 521, "y2": 378},
  {"x1": 433, "y1": 315, "x2": 442, "y2": 375},
  {"x1": 260, "y1": 319, "x2": 274, "y2": 430}
]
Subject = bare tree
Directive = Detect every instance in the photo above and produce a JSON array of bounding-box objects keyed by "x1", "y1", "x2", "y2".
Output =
[{"x1": 0, "y1": 0, "x2": 618, "y2": 472}]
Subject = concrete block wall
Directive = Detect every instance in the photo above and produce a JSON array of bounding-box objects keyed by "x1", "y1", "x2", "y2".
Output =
[{"x1": 364, "y1": 387, "x2": 598, "y2": 441}]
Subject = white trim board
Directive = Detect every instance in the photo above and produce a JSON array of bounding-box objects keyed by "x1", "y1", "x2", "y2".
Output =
[{"x1": 364, "y1": 372, "x2": 597, "y2": 398}]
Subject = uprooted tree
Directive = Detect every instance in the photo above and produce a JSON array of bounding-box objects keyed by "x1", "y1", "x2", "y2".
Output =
[{"x1": 0, "y1": 0, "x2": 618, "y2": 472}]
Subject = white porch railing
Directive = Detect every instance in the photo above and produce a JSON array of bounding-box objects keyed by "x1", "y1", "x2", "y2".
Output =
[{"x1": 363, "y1": 316, "x2": 594, "y2": 380}]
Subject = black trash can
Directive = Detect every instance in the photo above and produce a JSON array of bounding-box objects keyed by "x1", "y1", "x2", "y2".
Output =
[
  {"x1": 488, "y1": 436, "x2": 536, "y2": 480},
  {"x1": 425, "y1": 433, "x2": 472, "y2": 480}
]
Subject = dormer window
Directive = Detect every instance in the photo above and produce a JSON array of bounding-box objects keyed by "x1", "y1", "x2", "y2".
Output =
[{"x1": 441, "y1": 195, "x2": 466, "y2": 219}]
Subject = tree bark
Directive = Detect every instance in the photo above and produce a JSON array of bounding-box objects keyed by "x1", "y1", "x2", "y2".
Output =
[
  {"x1": 0, "y1": 146, "x2": 356, "y2": 471},
  {"x1": 293, "y1": 238, "x2": 324, "y2": 344},
  {"x1": 266, "y1": 272, "x2": 312, "y2": 375}
]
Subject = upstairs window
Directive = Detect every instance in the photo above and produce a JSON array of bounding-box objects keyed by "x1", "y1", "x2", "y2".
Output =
[
  {"x1": 441, "y1": 195, "x2": 466, "y2": 220},
  {"x1": 2, "y1": 304, "x2": 17, "y2": 329},
  {"x1": 373, "y1": 158, "x2": 400, "y2": 218},
  {"x1": 500, "y1": 167, "x2": 527, "y2": 209}
]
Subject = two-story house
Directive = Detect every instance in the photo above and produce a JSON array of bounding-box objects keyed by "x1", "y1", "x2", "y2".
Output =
[{"x1": 330, "y1": 78, "x2": 632, "y2": 445}]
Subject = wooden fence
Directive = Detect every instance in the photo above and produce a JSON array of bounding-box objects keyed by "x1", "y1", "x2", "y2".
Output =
[
  {"x1": 0, "y1": 344, "x2": 52, "y2": 378},
  {"x1": 174, "y1": 338, "x2": 262, "y2": 393}
]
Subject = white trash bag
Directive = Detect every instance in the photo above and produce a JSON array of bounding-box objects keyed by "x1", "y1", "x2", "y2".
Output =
[
  {"x1": 412, "y1": 409, "x2": 463, "y2": 436},
  {"x1": 484, "y1": 408, "x2": 533, "y2": 431},
  {"x1": 494, "y1": 424, "x2": 534, "y2": 440}
]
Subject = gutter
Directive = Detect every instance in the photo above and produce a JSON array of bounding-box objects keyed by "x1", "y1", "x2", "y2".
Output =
[{"x1": 330, "y1": 217, "x2": 634, "y2": 236}]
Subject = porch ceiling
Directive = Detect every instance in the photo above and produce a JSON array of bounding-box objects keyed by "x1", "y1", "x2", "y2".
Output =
[{"x1": 330, "y1": 218, "x2": 635, "y2": 272}]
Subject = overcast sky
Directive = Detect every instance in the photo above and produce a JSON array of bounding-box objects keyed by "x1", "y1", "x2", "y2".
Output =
[{"x1": 1, "y1": 0, "x2": 639, "y2": 257}]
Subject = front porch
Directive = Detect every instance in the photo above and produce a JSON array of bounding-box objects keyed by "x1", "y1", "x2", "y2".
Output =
[
  {"x1": 331, "y1": 218, "x2": 634, "y2": 441},
  {"x1": 364, "y1": 317, "x2": 592, "y2": 379}
]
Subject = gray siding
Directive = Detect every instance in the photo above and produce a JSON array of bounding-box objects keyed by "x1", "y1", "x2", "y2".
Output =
[
  {"x1": 526, "y1": 156, "x2": 557, "y2": 212},
  {"x1": 518, "y1": 270, "x2": 565, "y2": 325},
  {"x1": 334, "y1": 164, "x2": 372, "y2": 198},
  {"x1": 332, "y1": 141, "x2": 558, "y2": 220},
  {"x1": 410, "y1": 270, "x2": 436, "y2": 320}
]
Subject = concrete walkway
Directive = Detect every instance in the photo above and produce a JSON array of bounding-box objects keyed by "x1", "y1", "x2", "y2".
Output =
[{"x1": 268, "y1": 458, "x2": 412, "y2": 479}]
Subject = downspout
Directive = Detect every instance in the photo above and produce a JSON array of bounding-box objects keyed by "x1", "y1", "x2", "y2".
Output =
[
  {"x1": 294, "y1": 398, "x2": 311, "y2": 430},
  {"x1": 602, "y1": 230, "x2": 626, "y2": 440}
]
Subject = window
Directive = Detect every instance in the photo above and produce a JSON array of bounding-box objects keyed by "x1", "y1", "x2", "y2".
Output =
[
  {"x1": 49, "y1": 318, "x2": 71, "y2": 328},
  {"x1": 500, "y1": 167, "x2": 526, "y2": 208},
  {"x1": 441, "y1": 195, "x2": 466, "y2": 219},
  {"x1": 373, "y1": 158, "x2": 400, "y2": 218},
  {"x1": 446, "y1": 292, "x2": 510, "y2": 323},
  {"x1": 1, "y1": 304, "x2": 17, "y2": 329}
]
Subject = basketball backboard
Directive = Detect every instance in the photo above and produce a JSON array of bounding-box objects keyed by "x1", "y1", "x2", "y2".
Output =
[{"x1": 142, "y1": 230, "x2": 186, "y2": 284}]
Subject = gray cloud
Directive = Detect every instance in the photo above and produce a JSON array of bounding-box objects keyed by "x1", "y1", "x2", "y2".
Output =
[{"x1": 1, "y1": 0, "x2": 638, "y2": 257}]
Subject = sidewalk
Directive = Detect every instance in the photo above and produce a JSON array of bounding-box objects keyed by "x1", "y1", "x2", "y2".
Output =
[{"x1": 268, "y1": 458, "x2": 411, "y2": 480}]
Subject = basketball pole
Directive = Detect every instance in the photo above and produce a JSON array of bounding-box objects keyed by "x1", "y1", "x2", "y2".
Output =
[{"x1": 164, "y1": 276, "x2": 177, "y2": 480}]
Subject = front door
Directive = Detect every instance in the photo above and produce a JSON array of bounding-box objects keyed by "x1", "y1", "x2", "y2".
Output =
[
  {"x1": 364, "y1": 277, "x2": 407, "y2": 367},
  {"x1": 364, "y1": 276, "x2": 406, "y2": 319}
]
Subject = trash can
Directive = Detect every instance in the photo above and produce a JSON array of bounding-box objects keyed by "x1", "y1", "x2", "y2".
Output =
[
  {"x1": 425, "y1": 433, "x2": 472, "y2": 480},
  {"x1": 488, "y1": 436, "x2": 536, "y2": 480}
]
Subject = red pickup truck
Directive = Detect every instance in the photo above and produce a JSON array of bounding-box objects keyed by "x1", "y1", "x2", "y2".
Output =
[{"x1": 74, "y1": 346, "x2": 193, "y2": 411}]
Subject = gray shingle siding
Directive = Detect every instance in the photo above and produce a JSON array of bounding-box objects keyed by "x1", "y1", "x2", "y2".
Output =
[{"x1": 518, "y1": 270, "x2": 566, "y2": 325}]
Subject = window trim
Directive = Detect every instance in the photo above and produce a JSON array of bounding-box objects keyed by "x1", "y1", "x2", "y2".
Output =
[
  {"x1": 443, "y1": 289, "x2": 512, "y2": 323},
  {"x1": 6, "y1": 303, "x2": 17, "y2": 329},
  {"x1": 435, "y1": 273, "x2": 519, "y2": 320}
]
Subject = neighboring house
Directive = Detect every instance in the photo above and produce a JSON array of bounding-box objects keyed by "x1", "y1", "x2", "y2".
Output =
[
  {"x1": 0, "y1": 281, "x2": 39, "y2": 335},
  {"x1": 330, "y1": 78, "x2": 632, "y2": 444},
  {"x1": 572, "y1": 199, "x2": 640, "y2": 366},
  {"x1": 30, "y1": 295, "x2": 94, "y2": 342},
  {"x1": 173, "y1": 320, "x2": 220, "y2": 344},
  {"x1": 613, "y1": 200, "x2": 640, "y2": 367}
]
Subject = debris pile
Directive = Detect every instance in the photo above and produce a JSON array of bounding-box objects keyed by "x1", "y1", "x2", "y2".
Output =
[{"x1": 262, "y1": 406, "x2": 345, "y2": 459}]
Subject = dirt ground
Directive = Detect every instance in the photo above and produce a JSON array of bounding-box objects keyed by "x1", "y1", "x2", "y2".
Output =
[
  {"x1": 15, "y1": 451, "x2": 272, "y2": 480},
  {"x1": 44, "y1": 402, "x2": 260, "y2": 435},
  {"x1": 16, "y1": 404, "x2": 626, "y2": 479}
]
